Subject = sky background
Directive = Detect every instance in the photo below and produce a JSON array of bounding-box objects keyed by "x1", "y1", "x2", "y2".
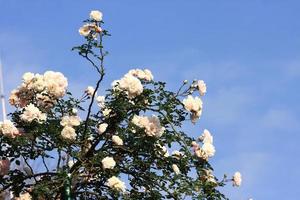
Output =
[{"x1": 1, "y1": 0, "x2": 300, "y2": 199}]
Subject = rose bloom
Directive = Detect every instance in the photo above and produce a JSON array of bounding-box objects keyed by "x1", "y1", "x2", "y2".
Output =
[
  {"x1": 197, "y1": 80, "x2": 207, "y2": 96},
  {"x1": 172, "y1": 164, "x2": 181, "y2": 175},
  {"x1": 183, "y1": 95, "x2": 203, "y2": 113},
  {"x1": 127, "y1": 68, "x2": 154, "y2": 81},
  {"x1": 0, "y1": 159, "x2": 10, "y2": 176},
  {"x1": 20, "y1": 103, "x2": 47, "y2": 123},
  {"x1": 132, "y1": 115, "x2": 165, "y2": 137},
  {"x1": 85, "y1": 86, "x2": 95, "y2": 96},
  {"x1": 61, "y1": 126, "x2": 77, "y2": 140},
  {"x1": 96, "y1": 95, "x2": 105, "y2": 108},
  {"x1": 60, "y1": 115, "x2": 81, "y2": 127},
  {"x1": 79, "y1": 24, "x2": 92, "y2": 37},
  {"x1": 101, "y1": 157, "x2": 116, "y2": 169},
  {"x1": 112, "y1": 135, "x2": 123, "y2": 146},
  {"x1": 182, "y1": 95, "x2": 203, "y2": 123},
  {"x1": 107, "y1": 176, "x2": 126, "y2": 192},
  {"x1": 102, "y1": 108, "x2": 112, "y2": 117},
  {"x1": 172, "y1": 150, "x2": 184, "y2": 159},
  {"x1": 202, "y1": 143, "x2": 215, "y2": 157},
  {"x1": 199, "y1": 129, "x2": 213, "y2": 144},
  {"x1": 118, "y1": 74, "x2": 143, "y2": 99},
  {"x1": 98, "y1": 123, "x2": 108, "y2": 134},
  {"x1": 0, "y1": 120, "x2": 21, "y2": 138},
  {"x1": 233, "y1": 171, "x2": 242, "y2": 187},
  {"x1": 90, "y1": 10, "x2": 103, "y2": 21},
  {"x1": 22, "y1": 72, "x2": 35, "y2": 84}
]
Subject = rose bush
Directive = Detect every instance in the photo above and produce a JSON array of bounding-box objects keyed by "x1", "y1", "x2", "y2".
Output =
[{"x1": 0, "y1": 10, "x2": 242, "y2": 199}]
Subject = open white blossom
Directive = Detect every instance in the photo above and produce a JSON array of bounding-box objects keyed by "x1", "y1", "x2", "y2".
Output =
[
  {"x1": 127, "y1": 69, "x2": 154, "y2": 81},
  {"x1": 43, "y1": 71, "x2": 68, "y2": 98},
  {"x1": 98, "y1": 123, "x2": 108, "y2": 134},
  {"x1": 182, "y1": 95, "x2": 203, "y2": 123},
  {"x1": 112, "y1": 135, "x2": 123, "y2": 146},
  {"x1": 90, "y1": 10, "x2": 103, "y2": 21},
  {"x1": 172, "y1": 164, "x2": 181, "y2": 175},
  {"x1": 79, "y1": 23, "x2": 102, "y2": 37},
  {"x1": 117, "y1": 74, "x2": 143, "y2": 99},
  {"x1": 203, "y1": 169, "x2": 217, "y2": 184},
  {"x1": 132, "y1": 115, "x2": 165, "y2": 137},
  {"x1": 197, "y1": 80, "x2": 207, "y2": 96},
  {"x1": 194, "y1": 148, "x2": 209, "y2": 161},
  {"x1": 60, "y1": 116, "x2": 81, "y2": 127},
  {"x1": 79, "y1": 24, "x2": 92, "y2": 36},
  {"x1": 22, "y1": 72, "x2": 35, "y2": 84},
  {"x1": 199, "y1": 129, "x2": 213, "y2": 144},
  {"x1": 102, "y1": 108, "x2": 112, "y2": 117},
  {"x1": 155, "y1": 144, "x2": 169, "y2": 157},
  {"x1": 101, "y1": 157, "x2": 116, "y2": 169},
  {"x1": 61, "y1": 126, "x2": 77, "y2": 140},
  {"x1": 172, "y1": 150, "x2": 184, "y2": 159},
  {"x1": 96, "y1": 95, "x2": 105, "y2": 108},
  {"x1": 107, "y1": 176, "x2": 126, "y2": 192},
  {"x1": 202, "y1": 143, "x2": 215, "y2": 157},
  {"x1": 233, "y1": 171, "x2": 242, "y2": 187},
  {"x1": 21, "y1": 103, "x2": 46, "y2": 123},
  {"x1": 85, "y1": 86, "x2": 95, "y2": 96},
  {"x1": 0, "y1": 120, "x2": 21, "y2": 138}
]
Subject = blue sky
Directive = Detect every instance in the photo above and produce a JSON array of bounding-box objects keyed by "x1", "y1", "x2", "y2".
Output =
[{"x1": 1, "y1": 0, "x2": 300, "y2": 199}]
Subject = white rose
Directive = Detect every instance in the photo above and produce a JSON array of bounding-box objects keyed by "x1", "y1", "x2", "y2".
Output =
[
  {"x1": 156, "y1": 144, "x2": 169, "y2": 157},
  {"x1": 131, "y1": 115, "x2": 164, "y2": 137},
  {"x1": 79, "y1": 24, "x2": 91, "y2": 37},
  {"x1": 172, "y1": 150, "x2": 184, "y2": 159},
  {"x1": 102, "y1": 108, "x2": 112, "y2": 118},
  {"x1": 182, "y1": 95, "x2": 203, "y2": 123},
  {"x1": 183, "y1": 95, "x2": 203, "y2": 113},
  {"x1": 197, "y1": 80, "x2": 207, "y2": 96},
  {"x1": 194, "y1": 148, "x2": 208, "y2": 161},
  {"x1": 233, "y1": 171, "x2": 242, "y2": 187},
  {"x1": 60, "y1": 116, "x2": 81, "y2": 127},
  {"x1": 98, "y1": 123, "x2": 108, "y2": 134},
  {"x1": 199, "y1": 129, "x2": 213, "y2": 144},
  {"x1": 0, "y1": 120, "x2": 21, "y2": 138},
  {"x1": 118, "y1": 74, "x2": 143, "y2": 99},
  {"x1": 22, "y1": 72, "x2": 35, "y2": 84},
  {"x1": 112, "y1": 135, "x2": 123, "y2": 145},
  {"x1": 172, "y1": 164, "x2": 181, "y2": 175},
  {"x1": 61, "y1": 126, "x2": 77, "y2": 140},
  {"x1": 202, "y1": 143, "x2": 215, "y2": 157},
  {"x1": 96, "y1": 96, "x2": 105, "y2": 108},
  {"x1": 20, "y1": 103, "x2": 47, "y2": 123},
  {"x1": 107, "y1": 176, "x2": 126, "y2": 192},
  {"x1": 90, "y1": 10, "x2": 103, "y2": 21},
  {"x1": 127, "y1": 68, "x2": 154, "y2": 81},
  {"x1": 101, "y1": 156, "x2": 116, "y2": 169},
  {"x1": 85, "y1": 86, "x2": 95, "y2": 96}
]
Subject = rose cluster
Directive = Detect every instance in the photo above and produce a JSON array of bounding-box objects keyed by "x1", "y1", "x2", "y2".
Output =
[
  {"x1": 79, "y1": 10, "x2": 103, "y2": 38},
  {"x1": 9, "y1": 71, "x2": 68, "y2": 109}
]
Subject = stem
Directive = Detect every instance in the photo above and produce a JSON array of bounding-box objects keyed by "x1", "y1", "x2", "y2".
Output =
[{"x1": 82, "y1": 31, "x2": 105, "y2": 140}]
